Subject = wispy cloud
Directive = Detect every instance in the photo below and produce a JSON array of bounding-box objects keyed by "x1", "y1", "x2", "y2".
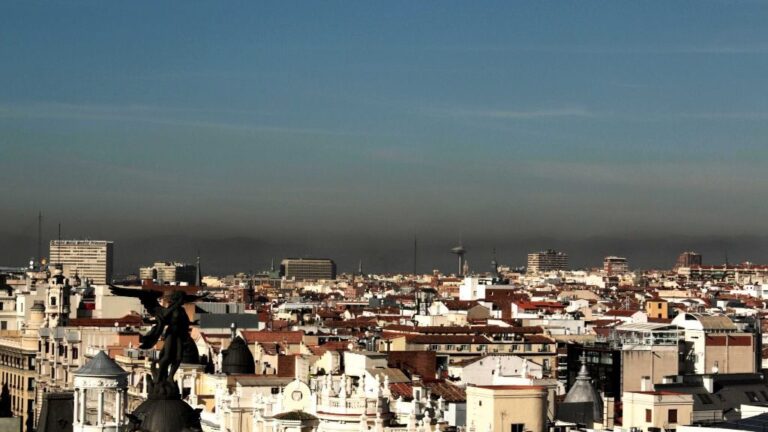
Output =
[
  {"x1": 0, "y1": 101, "x2": 363, "y2": 137},
  {"x1": 413, "y1": 42, "x2": 768, "y2": 55},
  {"x1": 436, "y1": 106, "x2": 598, "y2": 120},
  {"x1": 676, "y1": 111, "x2": 768, "y2": 120}
]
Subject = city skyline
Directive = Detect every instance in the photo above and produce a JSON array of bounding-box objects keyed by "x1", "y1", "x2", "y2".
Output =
[{"x1": 5, "y1": 225, "x2": 768, "y2": 276}]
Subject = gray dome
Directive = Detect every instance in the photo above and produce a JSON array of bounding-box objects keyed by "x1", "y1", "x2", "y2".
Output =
[
  {"x1": 273, "y1": 411, "x2": 318, "y2": 421},
  {"x1": 74, "y1": 351, "x2": 128, "y2": 377},
  {"x1": 221, "y1": 336, "x2": 255, "y2": 375},
  {"x1": 130, "y1": 398, "x2": 201, "y2": 432},
  {"x1": 30, "y1": 302, "x2": 45, "y2": 312},
  {"x1": 563, "y1": 363, "x2": 603, "y2": 421}
]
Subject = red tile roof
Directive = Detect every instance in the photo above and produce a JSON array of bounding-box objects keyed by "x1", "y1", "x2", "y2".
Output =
[
  {"x1": 388, "y1": 380, "x2": 466, "y2": 402},
  {"x1": 68, "y1": 314, "x2": 143, "y2": 327},
  {"x1": 383, "y1": 325, "x2": 543, "y2": 335},
  {"x1": 241, "y1": 330, "x2": 304, "y2": 345},
  {"x1": 406, "y1": 335, "x2": 491, "y2": 344},
  {"x1": 440, "y1": 300, "x2": 481, "y2": 310}
]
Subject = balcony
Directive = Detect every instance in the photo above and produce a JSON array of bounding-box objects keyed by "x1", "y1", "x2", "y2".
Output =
[{"x1": 317, "y1": 396, "x2": 379, "y2": 416}]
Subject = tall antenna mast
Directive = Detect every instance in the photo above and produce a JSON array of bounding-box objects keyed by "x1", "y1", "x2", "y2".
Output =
[
  {"x1": 37, "y1": 211, "x2": 42, "y2": 268},
  {"x1": 56, "y1": 223, "x2": 61, "y2": 266},
  {"x1": 413, "y1": 235, "x2": 418, "y2": 275}
]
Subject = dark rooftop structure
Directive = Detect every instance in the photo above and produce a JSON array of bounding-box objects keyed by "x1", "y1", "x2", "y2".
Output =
[
  {"x1": 558, "y1": 362, "x2": 604, "y2": 425},
  {"x1": 655, "y1": 373, "x2": 768, "y2": 423},
  {"x1": 74, "y1": 350, "x2": 128, "y2": 377},
  {"x1": 221, "y1": 336, "x2": 256, "y2": 375},
  {"x1": 36, "y1": 392, "x2": 73, "y2": 432}
]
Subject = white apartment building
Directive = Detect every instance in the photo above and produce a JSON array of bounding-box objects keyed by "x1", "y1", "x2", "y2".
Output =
[{"x1": 49, "y1": 240, "x2": 113, "y2": 285}]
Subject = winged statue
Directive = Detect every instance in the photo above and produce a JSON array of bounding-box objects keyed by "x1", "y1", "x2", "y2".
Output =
[{"x1": 109, "y1": 285, "x2": 206, "y2": 385}]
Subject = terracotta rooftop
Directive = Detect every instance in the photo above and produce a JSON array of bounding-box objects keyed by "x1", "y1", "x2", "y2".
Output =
[{"x1": 241, "y1": 330, "x2": 304, "y2": 345}]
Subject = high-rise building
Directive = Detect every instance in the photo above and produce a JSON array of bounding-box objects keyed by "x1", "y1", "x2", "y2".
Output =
[
  {"x1": 279, "y1": 258, "x2": 336, "y2": 280},
  {"x1": 49, "y1": 240, "x2": 113, "y2": 285},
  {"x1": 139, "y1": 262, "x2": 197, "y2": 285},
  {"x1": 603, "y1": 256, "x2": 629, "y2": 275},
  {"x1": 674, "y1": 251, "x2": 702, "y2": 270},
  {"x1": 527, "y1": 249, "x2": 568, "y2": 274}
]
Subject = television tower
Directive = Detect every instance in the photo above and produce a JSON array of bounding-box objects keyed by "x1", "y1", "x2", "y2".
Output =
[{"x1": 450, "y1": 239, "x2": 467, "y2": 277}]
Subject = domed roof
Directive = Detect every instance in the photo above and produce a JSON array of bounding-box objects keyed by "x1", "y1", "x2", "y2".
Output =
[
  {"x1": 74, "y1": 351, "x2": 128, "y2": 377},
  {"x1": 30, "y1": 301, "x2": 45, "y2": 312},
  {"x1": 221, "y1": 336, "x2": 255, "y2": 374},
  {"x1": 273, "y1": 410, "x2": 318, "y2": 421},
  {"x1": 131, "y1": 398, "x2": 201, "y2": 432},
  {"x1": 563, "y1": 363, "x2": 603, "y2": 421}
]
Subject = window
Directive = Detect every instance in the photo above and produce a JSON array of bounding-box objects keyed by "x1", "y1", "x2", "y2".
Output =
[
  {"x1": 645, "y1": 409, "x2": 652, "y2": 423},
  {"x1": 0, "y1": 302, "x2": 4, "y2": 310},
  {"x1": 511, "y1": 424, "x2": 525, "y2": 432},
  {"x1": 668, "y1": 409, "x2": 678, "y2": 423},
  {"x1": 50, "y1": 297, "x2": 56, "y2": 306},
  {"x1": 271, "y1": 387, "x2": 280, "y2": 395},
  {"x1": 0, "y1": 321, "x2": 6, "y2": 330}
]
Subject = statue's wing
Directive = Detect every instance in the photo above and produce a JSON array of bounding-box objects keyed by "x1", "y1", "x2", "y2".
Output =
[
  {"x1": 182, "y1": 291, "x2": 211, "y2": 304},
  {"x1": 109, "y1": 285, "x2": 163, "y2": 315}
]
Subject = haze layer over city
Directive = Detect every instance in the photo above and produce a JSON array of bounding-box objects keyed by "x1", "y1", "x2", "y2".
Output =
[
  {"x1": 3, "y1": 1, "x2": 768, "y2": 274},
  {"x1": 6, "y1": 4, "x2": 768, "y2": 432}
]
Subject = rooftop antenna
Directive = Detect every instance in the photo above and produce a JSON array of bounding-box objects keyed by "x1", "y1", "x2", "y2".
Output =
[
  {"x1": 37, "y1": 211, "x2": 42, "y2": 268},
  {"x1": 413, "y1": 235, "x2": 418, "y2": 276},
  {"x1": 56, "y1": 222, "x2": 61, "y2": 266}
]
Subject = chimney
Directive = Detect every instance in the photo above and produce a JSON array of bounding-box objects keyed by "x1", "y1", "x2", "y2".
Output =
[
  {"x1": 641, "y1": 376, "x2": 652, "y2": 392},
  {"x1": 703, "y1": 375, "x2": 714, "y2": 393}
]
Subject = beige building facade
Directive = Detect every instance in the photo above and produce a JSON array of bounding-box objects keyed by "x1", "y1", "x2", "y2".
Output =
[
  {"x1": 623, "y1": 391, "x2": 693, "y2": 432},
  {"x1": 466, "y1": 385, "x2": 548, "y2": 432}
]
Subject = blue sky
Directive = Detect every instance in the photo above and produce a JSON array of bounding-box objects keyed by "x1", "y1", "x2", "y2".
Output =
[{"x1": 2, "y1": 1, "x2": 768, "y2": 271}]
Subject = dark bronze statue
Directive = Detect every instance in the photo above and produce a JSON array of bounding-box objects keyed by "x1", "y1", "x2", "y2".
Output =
[{"x1": 109, "y1": 285, "x2": 205, "y2": 432}]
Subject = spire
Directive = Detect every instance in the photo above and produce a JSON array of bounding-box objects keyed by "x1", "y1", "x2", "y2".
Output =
[
  {"x1": 576, "y1": 361, "x2": 590, "y2": 381},
  {"x1": 563, "y1": 354, "x2": 604, "y2": 422}
]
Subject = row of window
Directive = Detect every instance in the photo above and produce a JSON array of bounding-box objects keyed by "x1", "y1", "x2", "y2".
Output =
[
  {"x1": 645, "y1": 408, "x2": 678, "y2": 423},
  {"x1": 0, "y1": 353, "x2": 34, "y2": 370},
  {"x1": 0, "y1": 371, "x2": 34, "y2": 391},
  {"x1": 40, "y1": 341, "x2": 79, "y2": 360},
  {"x1": 427, "y1": 343, "x2": 550, "y2": 352}
]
